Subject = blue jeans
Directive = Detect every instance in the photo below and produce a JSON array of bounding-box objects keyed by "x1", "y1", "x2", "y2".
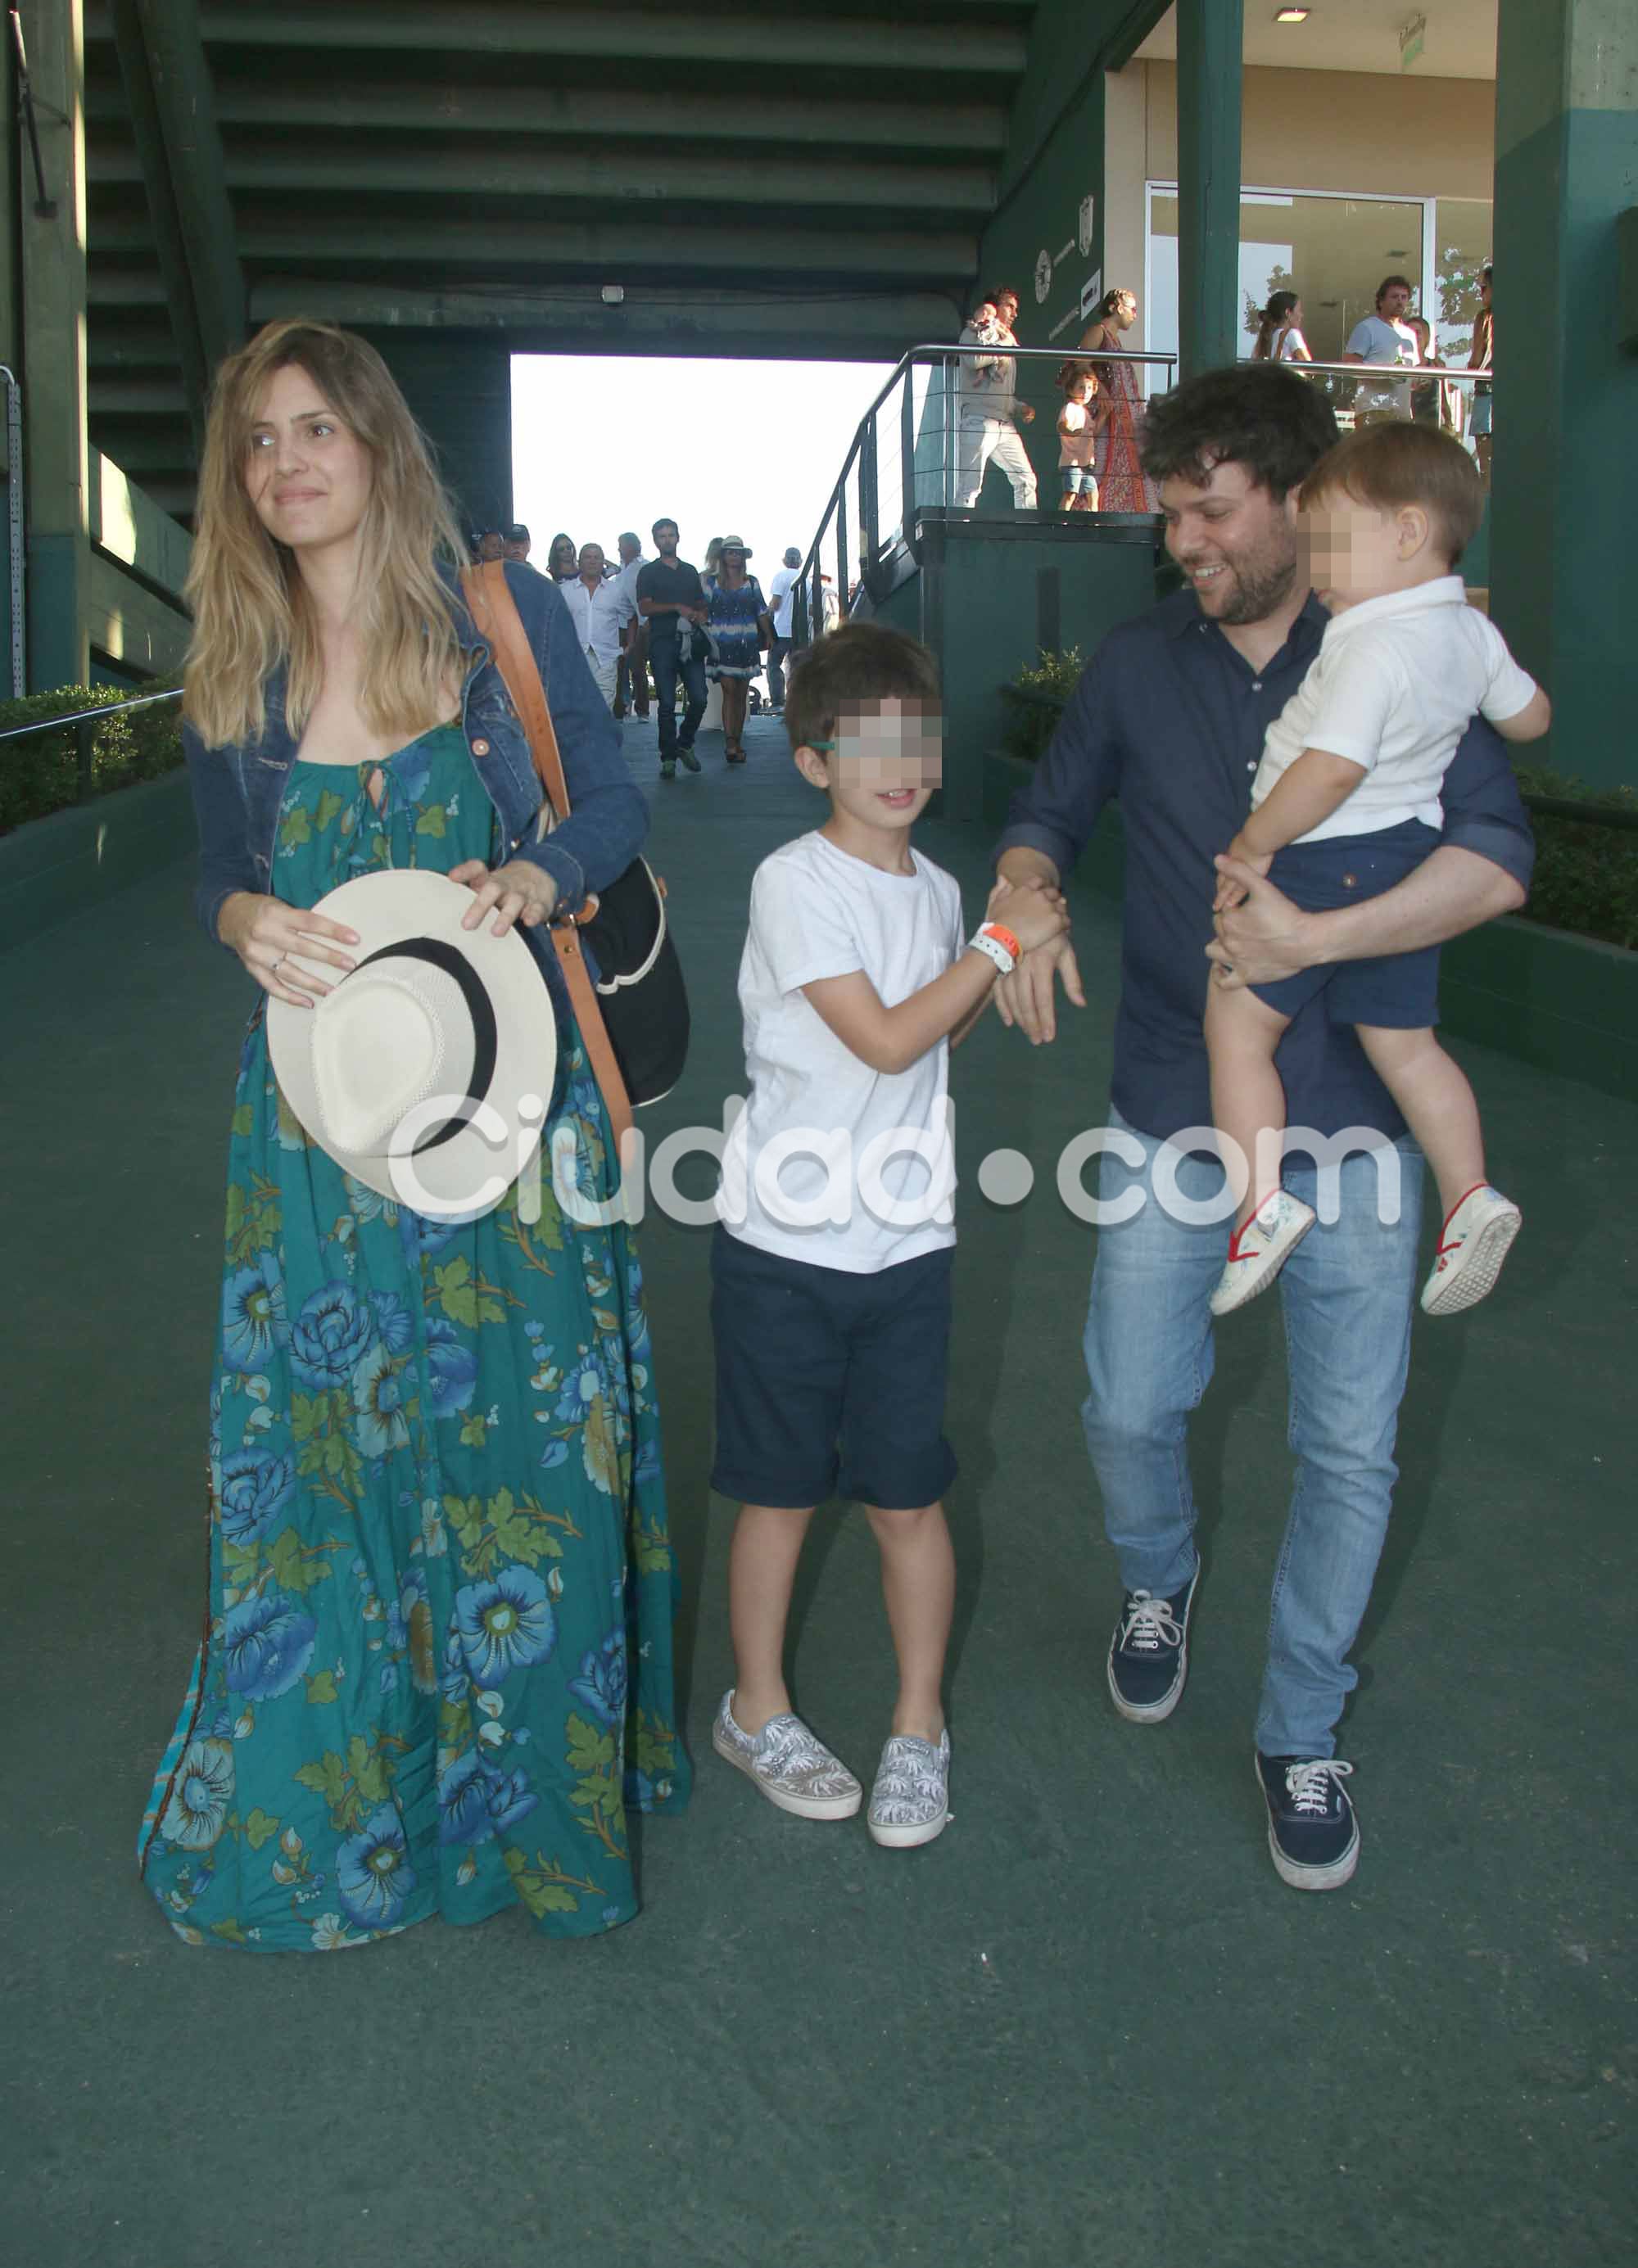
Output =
[
  {"x1": 1081, "y1": 1107, "x2": 1424, "y2": 1756},
  {"x1": 649, "y1": 639, "x2": 708, "y2": 759}
]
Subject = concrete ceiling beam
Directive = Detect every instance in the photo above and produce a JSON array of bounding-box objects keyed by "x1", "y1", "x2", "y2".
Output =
[
  {"x1": 197, "y1": 2, "x2": 1028, "y2": 76},
  {"x1": 249, "y1": 276, "x2": 970, "y2": 355},
  {"x1": 222, "y1": 215, "x2": 978, "y2": 281},
  {"x1": 88, "y1": 377, "x2": 193, "y2": 414},
  {"x1": 90, "y1": 135, "x2": 995, "y2": 215},
  {"x1": 109, "y1": 0, "x2": 244, "y2": 422},
  {"x1": 88, "y1": 80, "x2": 1011, "y2": 153},
  {"x1": 88, "y1": 266, "x2": 170, "y2": 306}
]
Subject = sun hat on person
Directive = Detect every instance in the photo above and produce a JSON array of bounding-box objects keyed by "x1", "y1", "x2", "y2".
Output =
[
  {"x1": 719, "y1": 535, "x2": 753, "y2": 556},
  {"x1": 267, "y1": 870, "x2": 558, "y2": 1219}
]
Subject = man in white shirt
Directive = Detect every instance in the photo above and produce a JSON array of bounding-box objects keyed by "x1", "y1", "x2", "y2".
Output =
[
  {"x1": 765, "y1": 546, "x2": 803, "y2": 712},
  {"x1": 612, "y1": 531, "x2": 650, "y2": 719},
  {"x1": 559, "y1": 540, "x2": 634, "y2": 707},
  {"x1": 1342, "y1": 275, "x2": 1420, "y2": 421},
  {"x1": 956, "y1": 285, "x2": 1038, "y2": 511}
]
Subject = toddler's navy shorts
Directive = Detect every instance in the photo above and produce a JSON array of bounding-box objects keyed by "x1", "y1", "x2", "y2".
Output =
[
  {"x1": 1251, "y1": 818, "x2": 1444, "y2": 1027},
  {"x1": 709, "y1": 1227, "x2": 957, "y2": 1511}
]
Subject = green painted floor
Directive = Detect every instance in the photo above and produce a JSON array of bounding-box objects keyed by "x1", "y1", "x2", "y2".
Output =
[{"x1": 3, "y1": 712, "x2": 1634, "y2": 2266}]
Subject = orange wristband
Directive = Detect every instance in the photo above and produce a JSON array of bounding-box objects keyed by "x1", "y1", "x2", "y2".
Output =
[{"x1": 980, "y1": 922, "x2": 1020, "y2": 960}]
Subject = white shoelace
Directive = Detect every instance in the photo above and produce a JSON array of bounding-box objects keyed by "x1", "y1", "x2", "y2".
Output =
[
  {"x1": 1119, "y1": 1592, "x2": 1181, "y2": 1654},
  {"x1": 1283, "y1": 1759, "x2": 1354, "y2": 1816}
]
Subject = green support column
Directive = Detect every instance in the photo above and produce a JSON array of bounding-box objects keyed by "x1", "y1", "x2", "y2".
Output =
[
  {"x1": 18, "y1": 0, "x2": 92, "y2": 692},
  {"x1": 1175, "y1": 0, "x2": 1243, "y2": 379},
  {"x1": 1491, "y1": 0, "x2": 1638, "y2": 791}
]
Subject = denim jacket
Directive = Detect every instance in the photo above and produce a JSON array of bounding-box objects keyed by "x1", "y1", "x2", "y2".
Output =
[{"x1": 185, "y1": 561, "x2": 645, "y2": 1017}]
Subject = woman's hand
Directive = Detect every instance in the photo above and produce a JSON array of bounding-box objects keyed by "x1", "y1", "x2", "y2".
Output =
[
  {"x1": 449, "y1": 856, "x2": 560, "y2": 937},
  {"x1": 217, "y1": 890, "x2": 360, "y2": 1006}
]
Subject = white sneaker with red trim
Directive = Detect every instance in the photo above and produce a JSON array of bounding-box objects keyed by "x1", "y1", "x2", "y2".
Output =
[
  {"x1": 1209, "y1": 1190, "x2": 1317, "y2": 1317},
  {"x1": 1420, "y1": 1183, "x2": 1522, "y2": 1315}
]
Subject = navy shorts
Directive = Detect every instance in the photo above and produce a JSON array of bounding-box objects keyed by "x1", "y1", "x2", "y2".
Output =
[
  {"x1": 709, "y1": 1227, "x2": 958, "y2": 1511},
  {"x1": 1252, "y1": 820, "x2": 1444, "y2": 1028}
]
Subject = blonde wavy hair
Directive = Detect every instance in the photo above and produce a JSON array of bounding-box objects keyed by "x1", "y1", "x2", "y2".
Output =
[{"x1": 184, "y1": 319, "x2": 469, "y2": 749}]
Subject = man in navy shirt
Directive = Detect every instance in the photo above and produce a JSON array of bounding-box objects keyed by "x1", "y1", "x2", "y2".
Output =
[{"x1": 993, "y1": 364, "x2": 1532, "y2": 1891}]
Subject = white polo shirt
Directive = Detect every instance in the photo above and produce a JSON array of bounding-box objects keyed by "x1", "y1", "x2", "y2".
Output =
[
  {"x1": 559, "y1": 572, "x2": 636, "y2": 666},
  {"x1": 1253, "y1": 577, "x2": 1540, "y2": 840}
]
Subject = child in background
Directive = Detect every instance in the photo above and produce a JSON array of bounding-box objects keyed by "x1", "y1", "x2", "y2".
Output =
[
  {"x1": 710, "y1": 623, "x2": 1068, "y2": 1849},
  {"x1": 1205, "y1": 422, "x2": 1550, "y2": 1319},
  {"x1": 1057, "y1": 368, "x2": 1106, "y2": 511}
]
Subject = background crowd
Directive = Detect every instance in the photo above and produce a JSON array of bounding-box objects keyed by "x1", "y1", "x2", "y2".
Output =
[
  {"x1": 464, "y1": 518, "x2": 812, "y2": 772},
  {"x1": 957, "y1": 264, "x2": 1495, "y2": 519}
]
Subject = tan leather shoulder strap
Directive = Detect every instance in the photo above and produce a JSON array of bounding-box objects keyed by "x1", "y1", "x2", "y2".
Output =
[
  {"x1": 460, "y1": 560, "x2": 635, "y2": 1155},
  {"x1": 462, "y1": 558, "x2": 571, "y2": 823}
]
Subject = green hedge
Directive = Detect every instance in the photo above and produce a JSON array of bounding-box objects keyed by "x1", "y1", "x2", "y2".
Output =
[
  {"x1": 1512, "y1": 767, "x2": 1638, "y2": 952},
  {"x1": 999, "y1": 668, "x2": 1637, "y2": 954},
  {"x1": 0, "y1": 681, "x2": 184, "y2": 837}
]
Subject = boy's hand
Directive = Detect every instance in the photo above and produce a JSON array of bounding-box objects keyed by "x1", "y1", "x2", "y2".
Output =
[
  {"x1": 1212, "y1": 834, "x2": 1272, "y2": 912},
  {"x1": 987, "y1": 875, "x2": 1068, "y2": 953}
]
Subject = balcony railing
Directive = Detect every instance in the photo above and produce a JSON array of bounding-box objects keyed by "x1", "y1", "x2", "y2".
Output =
[
  {"x1": 791, "y1": 346, "x2": 1498, "y2": 642},
  {"x1": 791, "y1": 342, "x2": 1179, "y2": 643}
]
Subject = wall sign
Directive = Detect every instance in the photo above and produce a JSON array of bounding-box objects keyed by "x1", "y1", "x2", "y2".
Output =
[
  {"x1": 1034, "y1": 247, "x2": 1053, "y2": 304},
  {"x1": 1078, "y1": 195, "x2": 1097, "y2": 258},
  {"x1": 1079, "y1": 269, "x2": 1104, "y2": 320}
]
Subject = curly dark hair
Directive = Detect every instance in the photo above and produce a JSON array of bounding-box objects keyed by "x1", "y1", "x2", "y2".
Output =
[{"x1": 1140, "y1": 364, "x2": 1339, "y2": 501}]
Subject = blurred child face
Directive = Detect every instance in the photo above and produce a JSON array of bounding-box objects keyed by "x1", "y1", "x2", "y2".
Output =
[
  {"x1": 1067, "y1": 378, "x2": 1093, "y2": 404},
  {"x1": 1301, "y1": 492, "x2": 1430, "y2": 612},
  {"x1": 805, "y1": 698, "x2": 944, "y2": 832},
  {"x1": 973, "y1": 300, "x2": 997, "y2": 329}
]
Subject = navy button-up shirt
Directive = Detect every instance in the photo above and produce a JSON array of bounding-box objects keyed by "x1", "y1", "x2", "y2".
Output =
[{"x1": 993, "y1": 587, "x2": 1536, "y2": 1144}]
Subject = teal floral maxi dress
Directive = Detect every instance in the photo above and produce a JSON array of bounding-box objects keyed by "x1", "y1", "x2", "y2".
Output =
[{"x1": 141, "y1": 725, "x2": 689, "y2": 1949}]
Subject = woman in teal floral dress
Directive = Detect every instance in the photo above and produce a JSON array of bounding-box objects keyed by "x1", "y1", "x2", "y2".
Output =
[{"x1": 141, "y1": 319, "x2": 688, "y2": 1949}]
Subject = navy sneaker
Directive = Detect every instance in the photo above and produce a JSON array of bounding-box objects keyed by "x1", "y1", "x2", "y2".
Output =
[
  {"x1": 1106, "y1": 1565, "x2": 1197, "y2": 1723},
  {"x1": 1255, "y1": 1753, "x2": 1360, "y2": 1891}
]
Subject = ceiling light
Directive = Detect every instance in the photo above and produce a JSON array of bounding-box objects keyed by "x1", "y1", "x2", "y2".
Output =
[{"x1": 1274, "y1": 7, "x2": 1310, "y2": 20}]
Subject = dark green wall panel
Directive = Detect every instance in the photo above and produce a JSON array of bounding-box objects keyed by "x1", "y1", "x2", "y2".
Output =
[{"x1": 362, "y1": 332, "x2": 514, "y2": 540}]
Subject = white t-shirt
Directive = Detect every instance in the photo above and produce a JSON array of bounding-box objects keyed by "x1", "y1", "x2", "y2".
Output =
[
  {"x1": 1254, "y1": 578, "x2": 1540, "y2": 841},
  {"x1": 559, "y1": 572, "x2": 635, "y2": 664},
  {"x1": 718, "y1": 829, "x2": 966, "y2": 1273},
  {"x1": 1346, "y1": 314, "x2": 1419, "y2": 411},
  {"x1": 768, "y1": 566, "x2": 800, "y2": 638},
  {"x1": 1274, "y1": 327, "x2": 1310, "y2": 362}
]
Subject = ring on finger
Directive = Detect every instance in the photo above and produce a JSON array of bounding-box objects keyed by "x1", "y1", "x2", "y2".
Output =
[{"x1": 269, "y1": 951, "x2": 285, "y2": 974}]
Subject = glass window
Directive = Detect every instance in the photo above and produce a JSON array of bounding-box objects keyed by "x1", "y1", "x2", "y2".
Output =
[
  {"x1": 1432, "y1": 198, "x2": 1493, "y2": 364},
  {"x1": 1146, "y1": 187, "x2": 1428, "y2": 369}
]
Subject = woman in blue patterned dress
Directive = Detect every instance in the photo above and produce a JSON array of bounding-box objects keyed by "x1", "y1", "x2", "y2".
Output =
[
  {"x1": 702, "y1": 538, "x2": 771, "y2": 763},
  {"x1": 140, "y1": 319, "x2": 689, "y2": 1950}
]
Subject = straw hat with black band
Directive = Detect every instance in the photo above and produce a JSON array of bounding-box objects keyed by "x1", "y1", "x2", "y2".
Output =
[{"x1": 267, "y1": 869, "x2": 558, "y2": 1220}]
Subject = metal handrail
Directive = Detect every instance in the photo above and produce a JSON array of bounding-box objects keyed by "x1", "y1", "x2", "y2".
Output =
[
  {"x1": 0, "y1": 684, "x2": 182, "y2": 746},
  {"x1": 793, "y1": 342, "x2": 1181, "y2": 642},
  {"x1": 1264, "y1": 357, "x2": 1492, "y2": 382}
]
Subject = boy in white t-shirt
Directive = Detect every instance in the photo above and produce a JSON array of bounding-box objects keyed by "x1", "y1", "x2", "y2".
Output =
[
  {"x1": 1205, "y1": 422, "x2": 1551, "y2": 1318},
  {"x1": 710, "y1": 623, "x2": 1068, "y2": 1848}
]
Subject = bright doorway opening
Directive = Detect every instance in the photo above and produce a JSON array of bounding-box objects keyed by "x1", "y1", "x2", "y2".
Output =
[{"x1": 510, "y1": 355, "x2": 896, "y2": 577}]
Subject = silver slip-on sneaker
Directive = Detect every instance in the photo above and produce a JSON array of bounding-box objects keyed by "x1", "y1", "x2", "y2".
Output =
[
  {"x1": 711, "y1": 1691, "x2": 862, "y2": 1820},
  {"x1": 867, "y1": 1729, "x2": 952, "y2": 1850}
]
